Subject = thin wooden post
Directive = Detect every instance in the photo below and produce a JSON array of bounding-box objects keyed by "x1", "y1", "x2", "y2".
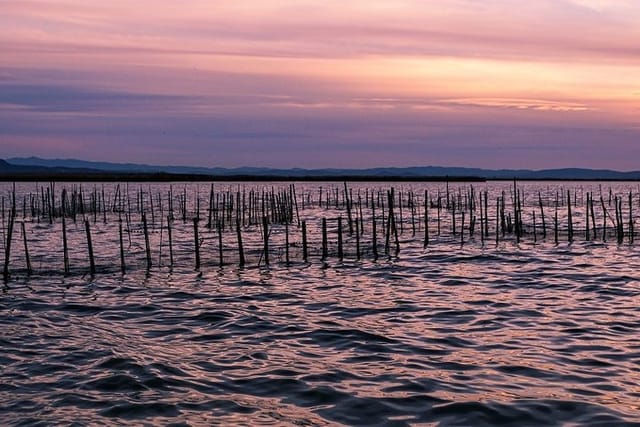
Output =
[
  {"x1": 495, "y1": 198, "x2": 500, "y2": 246},
  {"x1": 2, "y1": 213, "x2": 14, "y2": 281},
  {"x1": 218, "y1": 221, "x2": 224, "y2": 266},
  {"x1": 460, "y1": 211, "x2": 465, "y2": 247},
  {"x1": 193, "y1": 218, "x2": 200, "y2": 271},
  {"x1": 237, "y1": 219, "x2": 245, "y2": 267},
  {"x1": 452, "y1": 202, "x2": 457, "y2": 236},
  {"x1": 590, "y1": 193, "x2": 597, "y2": 240},
  {"x1": 338, "y1": 216, "x2": 343, "y2": 261},
  {"x1": 355, "y1": 221, "x2": 360, "y2": 260},
  {"x1": 437, "y1": 194, "x2": 441, "y2": 236},
  {"x1": 601, "y1": 195, "x2": 607, "y2": 242},
  {"x1": 321, "y1": 217, "x2": 328, "y2": 261},
  {"x1": 85, "y1": 219, "x2": 95, "y2": 275},
  {"x1": 62, "y1": 215, "x2": 70, "y2": 274},
  {"x1": 372, "y1": 205, "x2": 378, "y2": 260},
  {"x1": 285, "y1": 222, "x2": 290, "y2": 265},
  {"x1": 567, "y1": 190, "x2": 573, "y2": 243},
  {"x1": 142, "y1": 213, "x2": 151, "y2": 271},
  {"x1": 262, "y1": 216, "x2": 269, "y2": 266},
  {"x1": 167, "y1": 216, "x2": 174, "y2": 269},
  {"x1": 554, "y1": 207, "x2": 559, "y2": 245},
  {"x1": 629, "y1": 192, "x2": 634, "y2": 244},
  {"x1": 424, "y1": 190, "x2": 429, "y2": 248},
  {"x1": 119, "y1": 217, "x2": 126, "y2": 274},
  {"x1": 207, "y1": 184, "x2": 214, "y2": 228},
  {"x1": 19, "y1": 221, "x2": 31, "y2": 275},
  {"x1": 586, "y1": 193, "x2": 591, "y2": 241},
  {"x1": 385, "y1": 189, "x2": 394, "y2": 255},
  {"x1": 301, "y1": 220, "x2": 308, "y2": 263}
]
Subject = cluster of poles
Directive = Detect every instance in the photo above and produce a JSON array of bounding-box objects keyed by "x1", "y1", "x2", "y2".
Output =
[{"x1": 1, "y1": 180, "x2": 638, "y2": 281}]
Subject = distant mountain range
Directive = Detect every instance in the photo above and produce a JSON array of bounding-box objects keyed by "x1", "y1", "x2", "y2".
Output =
[{"x1": 3, "y1": 157, "x2": 640, "y2": 180}]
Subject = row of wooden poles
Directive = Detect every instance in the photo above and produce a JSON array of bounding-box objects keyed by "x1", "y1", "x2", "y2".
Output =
[{"x1": 2, "y1": 180, "x2": 639, "y2": 280}]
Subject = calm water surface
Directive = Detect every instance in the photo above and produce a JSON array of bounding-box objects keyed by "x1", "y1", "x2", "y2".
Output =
[{"x1": 1, "y1": 182, "x2": 640, "y2": 426}]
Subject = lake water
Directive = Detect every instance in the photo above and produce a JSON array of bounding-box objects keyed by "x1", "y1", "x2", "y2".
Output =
[{"x1": 1, "y1": 181, "x2": 639, "y2": 425}]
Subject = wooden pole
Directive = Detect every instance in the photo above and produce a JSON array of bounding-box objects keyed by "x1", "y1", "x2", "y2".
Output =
[
  {"x1": 85, "y1": 219, "x2": 95, "y2": 276},
  {"x1": 285, "y1": 222, "x2": 290, "y2": 265},
  {"x1": 567, "y1": 190, "x2": 573, "y2": 243},
  {"x1": 495, "y1": 198, "x2": 500, "y2": 246},
  {"x1": 344, "y1": 182, "x2": 354, "y2": 235},
  {"x1": 142, "y1": 213, "x2": 151, "y2": 271},
  {"x1": 423, "y1": 190, "x2": 429, "y2": 248},
  {"x1": 554, "y1": 207, "x2": 559, "y2": 245},
  {"x1": 237, "y1": 219, "x2": 245, "y2": 267},
  {"x1": 460, "y1": 211, "x2": 465, "y2": 247},
  {"x1": 218, "y1": 221, "x2": 224, "y2": 266},
  {"x1": 629, "y1": 192, "x2": 634, "y2": 244},
  {"x1": 355, "y1": 220, "x2": 360, "y2": 260},
  {"x1": 338, "y1": 216, "x2": 343, "y2": 261},
  {"x1": 372, "y1": 205, "x2": 378, "y2": 260},
  {"x1": 321, "y1": 217, "x2": 328, "y2": 261},
  {"x1": 262, "y1": 216, "x2": 269, "y2": 266},
  {"x1": 590, "y1": 193, "x2": 597, "y2": 240},
  {"x1": 62, "y1": 215, "x2": 70, "y2": 274},
  {"x1": 3, "y1": 213, "x2": 14, "y2": 281},
  {"x1": 586, "y1": 193, "x2": 591, "y2": 241},
  {"x1": 193, "y1": 218, "x2": 200, "y2": 271},
  {"x1": 21, "y1": 222, "x2": 31, "y2": 275},
  {"x1": 119, "y1": 217, "x2": 126, "y2": 274},
  {"x1": 167, "y1": 216, "x2": 174, "y2": 269},
  {"x1": 301, "y1": 220, "x2": 308, "y2": 263}
]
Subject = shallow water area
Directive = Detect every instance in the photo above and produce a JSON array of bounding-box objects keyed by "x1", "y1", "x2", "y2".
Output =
[
  {"x1": 2, "y1": 241, "x2": 640, "y2": 426},
  {"x1": 2, "y1": 181, "x2": 640, "y2": 425}
]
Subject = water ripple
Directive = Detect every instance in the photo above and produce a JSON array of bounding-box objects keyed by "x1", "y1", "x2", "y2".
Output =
[{"x1": 3, "y1": 187, "x2": 640, "y2": 425}]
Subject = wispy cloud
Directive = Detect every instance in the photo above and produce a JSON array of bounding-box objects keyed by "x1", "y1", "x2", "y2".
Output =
[
  {"x1": 3, "y1": 1, "x2": 640, "y2": 63},
  {"x1": 446, "y1": 98, "x2": 593, "y2": 112}
]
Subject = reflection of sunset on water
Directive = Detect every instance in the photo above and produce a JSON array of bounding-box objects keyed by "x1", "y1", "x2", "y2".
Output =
[{"x1": 1, "y1": 181, "x2": 640, "y2": 423}]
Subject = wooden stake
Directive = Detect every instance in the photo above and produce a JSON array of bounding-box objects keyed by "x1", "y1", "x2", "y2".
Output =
[
  {"x1": 62, "y1": 215, "x2": 70, "y2": 274},
  {"x1": 142, "y1": 213, "x2": 151, "y2": 271},
  {"x1": 372, "y1": 205, "x2": 378, "y2": 260},
  {"x1": 285, "y1": 222, "x2": 290, "y2": 265},
  {"x1": 119, "y1": 217, "x2": 126, "y2": 274},
  {"x1": 262, "y1": 216, "x2": 269, "y2": 266},
  {"x1": 193, "y1": 217, "x2": 200, "y2": 271},
  {"x1": 338, "y1": 216, "x2": 343, "y2": 261},
  {"x1": 218, "y1": 221, "x2": 224, "y2": 266},
  {"x1": 85, "y1": 219, "x2": 95, "y2": 276},
  {"x1": 321, "y1": 217, "x2": 328, "y2": 261},
  {"x1": 301, "y1": 220, "x2": 308, "y2": 262},
  {"x1": 167, "y1": 216, "x2": 174, "y2": 269},
  {"x1": 237, "y1": 219, "x2": 245, "y2": 267}
]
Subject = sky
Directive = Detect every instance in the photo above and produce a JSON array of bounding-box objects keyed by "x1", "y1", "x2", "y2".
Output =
[{"x1": 1, "y1": 0, "x2": 639, "y2": 169}]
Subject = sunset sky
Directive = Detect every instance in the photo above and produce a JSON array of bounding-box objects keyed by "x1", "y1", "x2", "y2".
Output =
[{"x1": 1, "y1": 0, "x2": 639, "y2": 169}]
